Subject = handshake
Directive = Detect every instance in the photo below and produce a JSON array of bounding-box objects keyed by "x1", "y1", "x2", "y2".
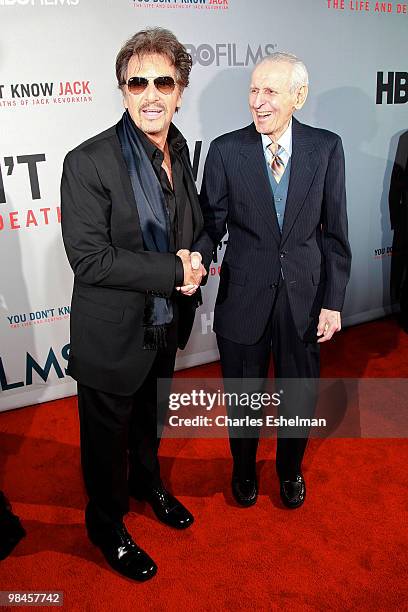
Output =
[{"x1": 176, "y1": 249, "x2": 207, "y2": 296}]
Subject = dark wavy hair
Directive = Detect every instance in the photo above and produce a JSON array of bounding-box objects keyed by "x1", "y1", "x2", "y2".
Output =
[{"x1": 116, "y1": 28, "x2": 192, "y2": 90}]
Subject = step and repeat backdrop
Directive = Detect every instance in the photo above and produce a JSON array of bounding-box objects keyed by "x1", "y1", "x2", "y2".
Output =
[{"x1": 0, "y1": 0, "x2": 407, "y2": 411}]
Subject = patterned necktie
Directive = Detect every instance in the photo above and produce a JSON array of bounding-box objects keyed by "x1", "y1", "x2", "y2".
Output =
[{"x1": 268, "y1": 142, "x2": 285, "y2": 183}]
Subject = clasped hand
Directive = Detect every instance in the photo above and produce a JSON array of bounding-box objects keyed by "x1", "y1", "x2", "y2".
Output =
[{"x1": 176, "y1": 249, "x2": 207, "y2": 296}]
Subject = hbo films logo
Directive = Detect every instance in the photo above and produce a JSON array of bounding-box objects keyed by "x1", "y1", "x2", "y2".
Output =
[{"x1": 185, "y1": 43, "x2": 277, "y2": 67}]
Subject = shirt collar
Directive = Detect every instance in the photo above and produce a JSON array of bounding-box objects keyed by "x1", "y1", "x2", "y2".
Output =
[
  {"x1": 127, "y1": 111, "x2": 187, "y2": 162},
  {"x1": 261, "y1": 118, "x2": 292, "y2": 157}
]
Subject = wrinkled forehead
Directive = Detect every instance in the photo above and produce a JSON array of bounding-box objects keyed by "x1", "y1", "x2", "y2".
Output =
[
  {"x1": 250, "y1": 60, "x2": 293, "y2": 89},
  {"x1": 126, "y1": 53, "x2": 176, "y2": 78}
]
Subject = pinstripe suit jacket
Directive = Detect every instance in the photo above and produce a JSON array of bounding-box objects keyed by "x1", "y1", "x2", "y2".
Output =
[{"x1": 195, "y1": 118, "x2": 352, "y2": 345}]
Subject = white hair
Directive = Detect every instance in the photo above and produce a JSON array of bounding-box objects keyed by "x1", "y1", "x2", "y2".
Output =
[{"x1": 258, "y1": 52, "x2": 309, "y2": 94}]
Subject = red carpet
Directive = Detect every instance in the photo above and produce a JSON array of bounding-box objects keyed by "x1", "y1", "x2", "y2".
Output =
[{"x1": 1, "y1": 317, "x2": 407, "y2": 611}]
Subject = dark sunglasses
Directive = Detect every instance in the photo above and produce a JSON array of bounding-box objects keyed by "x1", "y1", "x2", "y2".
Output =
[{"x1": 126, "y1": 76, "x2": 176, "y2": 95}]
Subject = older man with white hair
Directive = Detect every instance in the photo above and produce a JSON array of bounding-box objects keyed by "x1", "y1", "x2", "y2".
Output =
[{"x1": 196, "y1": 52, "x2": 351, "y2": 509}]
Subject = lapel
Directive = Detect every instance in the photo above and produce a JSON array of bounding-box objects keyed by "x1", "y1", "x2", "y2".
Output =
[
  {"x1": 178, "y1": 144, "x2": 204, "y2": 241},
  {"x1": 239, "y1": 124, "x2": 281, "y2": 245},
  {"x1": 281, "y1": 117, "x2": 318, "y2": 245}
]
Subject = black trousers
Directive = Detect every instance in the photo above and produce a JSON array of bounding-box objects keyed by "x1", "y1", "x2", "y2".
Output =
[
  {"x1": 77, "y1": 321, "x2": 178, "y2": 531},
  {"x1": 217, "y1": 281, "x2": 320, "y2": 480}
]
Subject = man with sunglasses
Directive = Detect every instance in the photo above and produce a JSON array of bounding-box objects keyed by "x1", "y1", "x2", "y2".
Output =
[{"x1": 61, "y1": 28, "x2": 206, "y2": 582}]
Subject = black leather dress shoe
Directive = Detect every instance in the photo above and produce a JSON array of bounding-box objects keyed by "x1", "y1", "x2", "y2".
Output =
[
  {"x1": 0, "y1": 492, "x2": 26, "y2": 560},
  {"x1": 280, "y1": 474, "x2": 306, "y2": 509},
  {"x1": 131, "y1": 484, "x2": 194, "y2": 530},
  {"x1": 231, "y1": 475, "x2": 258, "y2": 507},
  {"x1": 87, "y1": 522, "x2": 157, "y2": 581}
]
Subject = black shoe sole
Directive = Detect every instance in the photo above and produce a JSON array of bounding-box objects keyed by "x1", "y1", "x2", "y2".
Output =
[
  {"x1": 280, "y1": 488, "x2": 306, "y2": 509},
  {"x1": 232, "y1": 495, "x2": 258, "y2": 508},
  {"x1": 280, "y1": 497, "x2": 305, "y2": 509},
  {"x1": 155, "y1": 514, "x2": 194, "y2": 529},
  {"x1": 87, "y1": 531, "x2": 157, "y2": 582},
  {"x1": 130, "y1": 491, "x2": 194, "y2": 529},
  {"x1": 147, "y1": 503, "x2": 194, "y2": 529},
  {"x1": 231, "y1": 482, "x2": 258, "y2": 507}
]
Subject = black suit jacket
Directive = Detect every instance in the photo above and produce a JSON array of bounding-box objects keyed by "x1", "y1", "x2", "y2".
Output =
[
  {"x1": 195, "y1": 118, "x2": 351, "y2": 345},
  {"x1": 61, "y1": 121, "x2": 204, "y2": 395}
]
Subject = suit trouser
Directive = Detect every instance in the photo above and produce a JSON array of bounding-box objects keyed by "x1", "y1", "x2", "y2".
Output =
[
  {"x1": 77, "y1": 320, "x2": 178, "y2": 531},
  {"x1": 216, "y1": 281, "x2": 320, "y2": 480},
  {"x1": 400, "y1": 271, "x2": 408, "y2": 327}
]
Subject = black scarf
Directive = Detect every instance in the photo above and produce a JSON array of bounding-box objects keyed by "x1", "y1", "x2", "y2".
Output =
[{"x1": 116, "y1": 111, "x2": 173, "y2": 350}]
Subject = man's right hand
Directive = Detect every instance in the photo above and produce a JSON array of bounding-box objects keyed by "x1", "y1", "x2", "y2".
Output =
[{"x1": 176, "y1": 249, "x2": 207, "y2": 295}]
